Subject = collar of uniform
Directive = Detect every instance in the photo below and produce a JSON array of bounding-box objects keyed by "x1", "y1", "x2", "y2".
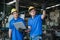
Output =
[
  {"x1": 13, "y1": 17, "x2": 20, "y2": 21},
  {"x1": 31, "y1": 15, "x2": 37, "y2": 19}
]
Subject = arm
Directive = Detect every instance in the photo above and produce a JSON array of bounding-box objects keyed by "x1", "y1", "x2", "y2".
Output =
[
  {"x1": 41, "y1": 2, "x2": 46, "y2": 19},
  {"x1": 9, "y1": 29, "x2": 12, "y2": 38},
  {"x1": 28, "y1": 26, "x2": 31, "y2": 30},
  {"x1": 25, "y1": 26, "x2": 31, "y2": 32},
  {"x1": 25, "y1": 20, "x2": 31, "y2": 32},
  {"x1": 41, "y1": 10, "x2": 46, "y2": 19},
  {"x1": 9, "y1": 21, "x2": 12, "y2": 39}
]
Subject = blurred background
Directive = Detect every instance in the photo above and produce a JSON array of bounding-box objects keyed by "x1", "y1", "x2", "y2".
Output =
[{"x1": 0, "y1": 0, "x2": 60, "y2": 40}]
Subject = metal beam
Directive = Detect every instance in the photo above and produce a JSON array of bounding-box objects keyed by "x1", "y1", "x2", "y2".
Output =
[
  {"x1": 15, "y1": 0, "x2": 19, "y2": 13},
  {"x1": 6, "y1": 0, "x2": 16, "y2": 5}
]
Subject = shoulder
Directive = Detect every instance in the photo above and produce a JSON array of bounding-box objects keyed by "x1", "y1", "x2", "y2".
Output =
[
  {"x1": 9, "y1": 18, "x2": 14, "y2": 23},
  {"x1": 37, "y1": 14, "x2": 42, "y2": 17},
  {"x1": 18, "y1": 17, "x2": 25, "y2": 23},
  {"x1": 28, "y1": 17, "x2": 31, "y2": 21},
  {"x1": 36, "y1": 14, "x2": 42, "y2": 18},
  {"x1": 19, "y1": 17, "x2": 24, "y2": 21},
  {"x1": 36, "y1": 14, "x2": 43, "y2": 20}
]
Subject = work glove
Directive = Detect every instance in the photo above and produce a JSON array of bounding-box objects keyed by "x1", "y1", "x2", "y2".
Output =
[{"x1": 42, "y1": 2, "x2": 47, "y2": 10}]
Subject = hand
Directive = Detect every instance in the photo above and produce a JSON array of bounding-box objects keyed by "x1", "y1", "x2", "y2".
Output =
[
  {"x1": 25, "y1": 29, "x2": 30, "y2": 33},
  {"x1": 42, "y1": 2, "x2": 47, "y2": 10}
]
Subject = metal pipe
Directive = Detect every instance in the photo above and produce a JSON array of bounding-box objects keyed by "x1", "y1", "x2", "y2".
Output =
[{"x1": 15, "y1": 0, "x2": 19, "y2": 13}]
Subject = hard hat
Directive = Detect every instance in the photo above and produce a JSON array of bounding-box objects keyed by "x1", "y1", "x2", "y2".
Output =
[
  {"x1": 11, "y1": 8, "x2": 17, "y2": 13},
  {"x1": 28, "y1": 6, "x2": 35, "y2": 12}
]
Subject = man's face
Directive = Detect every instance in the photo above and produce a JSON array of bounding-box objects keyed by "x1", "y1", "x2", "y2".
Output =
[
  {"x1": 13, "y1": 12, "x2": 18, "y2": 18},
  {"x1": 29, "y1": 9, "x2": 36, "y2": 16}
]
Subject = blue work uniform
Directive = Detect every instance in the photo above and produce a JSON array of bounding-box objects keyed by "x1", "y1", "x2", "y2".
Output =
[
  {"x1": 28, "y1": 15, "x2": 42, "y2": 40},
  {"x1": 9, "y1": 17, "x2": 25, "y2": 40}
]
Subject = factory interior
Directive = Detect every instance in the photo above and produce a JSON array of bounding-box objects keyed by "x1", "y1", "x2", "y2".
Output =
[{"x1": 0, "y1": 0, "x2": 60, "y2": 40}]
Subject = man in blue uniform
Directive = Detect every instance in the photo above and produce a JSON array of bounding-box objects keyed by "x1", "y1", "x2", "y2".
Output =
[
  {"x1": 9, "y1": 8, "x2": 25, "y2": 40},
  {"x1": 28, "y1": 6, "x2": 46, "y2": 40}
]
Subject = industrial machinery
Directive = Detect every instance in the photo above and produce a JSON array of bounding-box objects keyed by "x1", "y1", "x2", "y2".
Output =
[{"x1": 0, "y1": 0, "x2": 60, "y2": 40}]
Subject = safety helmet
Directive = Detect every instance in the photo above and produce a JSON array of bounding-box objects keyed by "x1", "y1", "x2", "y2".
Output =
[
  {"x1": 11, "y1": 8, "x2": 17, "y2": 13},
  {"x1": 28, "y1": 6, "x2": 35, "y2": 12}
]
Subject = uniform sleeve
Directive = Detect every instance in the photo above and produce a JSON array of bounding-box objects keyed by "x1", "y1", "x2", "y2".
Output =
[
  {"x1": 28, "y1": 20, "x2": 31, "y2": 26},
  {"x1": 39, "y1": 14, "x2": 42, "y2": 20},
  {"x1": 21, "y1": 19, "x2": 26, "y2": 26},
  {"x1": 9, "y1": 21, "x2": 12, "y2": 29}
]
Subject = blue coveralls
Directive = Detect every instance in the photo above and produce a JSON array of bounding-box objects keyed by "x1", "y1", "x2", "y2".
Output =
[
  {"x1": 9, "y1": 17, "x2": 25, "y2": 40},
  {"x1": 28, "y1": 15, "x2": 42, "y2": 40}
]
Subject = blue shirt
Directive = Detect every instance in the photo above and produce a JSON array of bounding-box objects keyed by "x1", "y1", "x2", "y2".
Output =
[
  {"x1": 28, "y1": 15, "x2": 42, "y2": 37},
  {"x1": 9, "y1": 17, "x2": 25, "y2": 40}
]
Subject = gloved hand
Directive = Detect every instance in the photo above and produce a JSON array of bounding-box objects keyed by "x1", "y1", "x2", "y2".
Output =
[
  {"x1": 25, "y1": 29, "x2": 30, "y2": 33},
  {"x1": 42, "y1": 2, "x2": 47, "y2": 10}
]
